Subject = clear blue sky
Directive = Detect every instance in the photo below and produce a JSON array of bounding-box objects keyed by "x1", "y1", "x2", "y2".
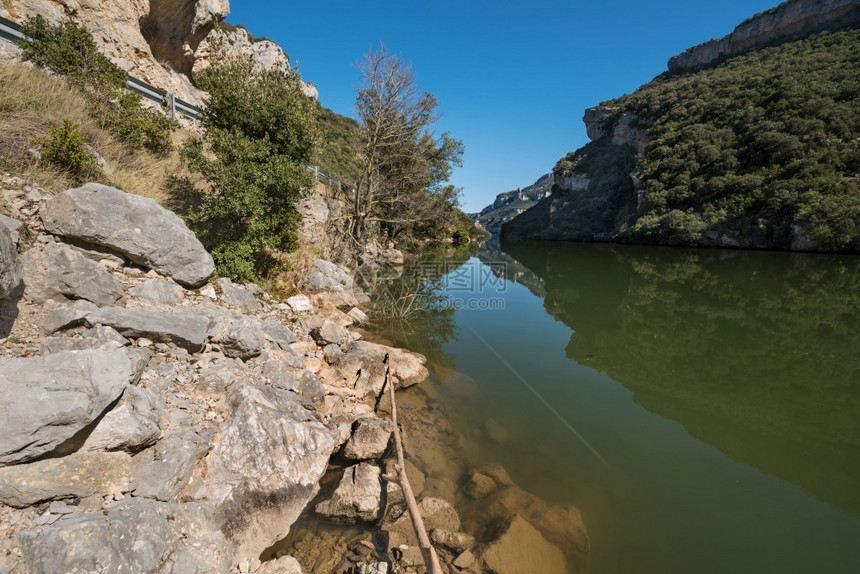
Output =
[{"x1": 227, "y1": 0, "x2": 782, "y2": 212}]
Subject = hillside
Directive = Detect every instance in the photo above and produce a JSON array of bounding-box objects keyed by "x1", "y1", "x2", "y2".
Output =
[
  {"x1": 471, "y1": 173, "x2": 553, "y2": 235},
  {"x1": 503, "y1": 16, "x2": 859, "y2": 252}
]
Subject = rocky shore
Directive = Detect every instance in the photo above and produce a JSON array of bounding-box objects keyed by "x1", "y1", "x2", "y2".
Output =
[{"x1": 0, "y1": 175, "x2": 589, "y2": 573}]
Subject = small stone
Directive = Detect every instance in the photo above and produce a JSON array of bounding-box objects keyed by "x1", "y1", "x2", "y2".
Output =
[
  {"x1": 285, "y1": 294, "x2": 313, "y2": 312},
  {"x1": 347, "y1": 307, "x2": 368, "y2": 325},
  {"x1": 113, "y1": 491, "x2": 125, "y2": 501},
  {"x1": 453, "y1": 550, "x2": 475, "y2": 569},
  {"x1": 49, "y1": 501, "x2": 77, "y2": 515},
  {"x1": 200, "y1": 284, "x2": 217, "y2": 299},
  {"x1": 136, "y1": 338, "x2": 153, "y2": 348},
  {"x1": 239, "y1": 559, "x2": 250, "y2": 573}
]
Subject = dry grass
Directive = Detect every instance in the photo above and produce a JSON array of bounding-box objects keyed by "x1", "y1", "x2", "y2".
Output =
[{"x1": 0, "y1": 59, "x2": 201, "y2": 204}]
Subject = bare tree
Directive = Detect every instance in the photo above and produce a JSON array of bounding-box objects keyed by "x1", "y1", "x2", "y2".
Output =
[{"x1": 350, "y1": 46, "x2": 463, "y2": 243}]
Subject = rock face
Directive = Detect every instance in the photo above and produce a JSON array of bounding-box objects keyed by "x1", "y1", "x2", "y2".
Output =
[
  {"x1": 0, "y1": 223, "x2": 22, "y2": 299},
  {"x1": 0, "y1": 350, "x2": 132, "y2": 466},
  {"x1": 0, "y1": 0, "x2": 228, "y2": 106},
  {"x1": 668, "y1": 0, "x2": 860, "y2": 73},
  {"x1": 41, "y1": 183, "x2": 215, "y2": 287},
  {"x1": 481, "y1": 515, "x2": 567, "y2": 574},
  {"x1": 185, "y1": 383, "x2": 336, "y2": 564},
  {"x1": 18, "y1": 498, "x2": 231, "y2": 574},
  {"x1": 22, "y1": 241, "x2": 124, "y2": 306},
  {"x1": 582, "y1": 107, "x2": 649, "y2": 152},
  {"x1": 471, "y1": 174, "x2": 554, "y2": 236}
]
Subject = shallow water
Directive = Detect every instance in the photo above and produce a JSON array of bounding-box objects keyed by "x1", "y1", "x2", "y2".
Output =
[{"x1": 373, "y1": 241, "x2": 860, "y2": 574}]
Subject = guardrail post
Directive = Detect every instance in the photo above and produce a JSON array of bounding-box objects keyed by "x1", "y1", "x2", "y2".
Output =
[
  {"x1": 314, "y1": 165, "x2": 319, "y2": 183},
  {"x1": 166, "y1": 93, "x2": 176, "y2": 121}
]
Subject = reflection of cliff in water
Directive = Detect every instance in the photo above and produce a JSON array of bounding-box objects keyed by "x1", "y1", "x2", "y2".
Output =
[
  {"x1": 476, "y1": 241, "x2": 545, "y2": 298},
  {"x1": 501, "y1": 240, "x2": 860, "y2": 516}
]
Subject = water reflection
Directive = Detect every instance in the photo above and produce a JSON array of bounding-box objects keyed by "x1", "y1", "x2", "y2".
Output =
[{"x1": 499, "y1": 240, "x2": 860, "y2": 517}]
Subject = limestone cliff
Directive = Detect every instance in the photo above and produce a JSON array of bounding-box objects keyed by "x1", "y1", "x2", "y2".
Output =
[
  {"x1": 668, "y1": 0, "x2": 860, "y2": 73},
  {"x1": 0, "y1": 0, "x2": 317, "y2": 106},
  {"x1": 471, "y1": 174, "x2": 553, "y2": 236}
]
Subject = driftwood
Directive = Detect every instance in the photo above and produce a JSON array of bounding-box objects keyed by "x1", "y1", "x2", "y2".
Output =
[{"x1": 379, "y1": 354, "x2": 443, "y2": 574}]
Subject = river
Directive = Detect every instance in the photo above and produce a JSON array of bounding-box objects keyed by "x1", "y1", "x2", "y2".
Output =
[{"x1": 371, "y1": 240, "x2": 860, "y2": 574}]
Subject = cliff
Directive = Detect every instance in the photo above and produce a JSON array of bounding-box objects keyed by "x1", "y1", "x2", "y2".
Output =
[
  {"x1": 668, "y1": 0, "x2": 860, "y2": 73},
  {"x1": 503, "y1": 2, "x2": 860, "y2": 252},
  {"x1": 0, "y1": 0, "x2": 316, "y2": 105},
  {"x1": 471, "y1": 174, "x2": 553, "y2": 235}
]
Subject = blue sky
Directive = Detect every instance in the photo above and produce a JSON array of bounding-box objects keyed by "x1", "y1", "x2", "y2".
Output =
[{"x1": 227, "y1": 1, "x2": 782, "y2": 212}]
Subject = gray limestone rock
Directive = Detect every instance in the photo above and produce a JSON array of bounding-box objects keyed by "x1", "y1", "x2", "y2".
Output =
[
  {"x1": 38, "y1": 306, "x2": 89, "y2": 334},
  {"x1": 133, "y1": 430, "x2": 212, "y2": 502},
  {"x1": 22, "y1": 241, "x2": 123, "y2": 306},
  {"x1": 0, "y1": 223, "x2": 22, "y2": 300},
  {"x1": 129, "y1": 278, "x2": 185, "y2": 305},
  {"x1": 83, "y1": 385, "x2": 162, "y2": 453},
  {"x1": 39, "y1": 337, "x2": 125, "y2": 355},
  {"x1": 260, "y1": 320, "x2": 297, "y2": 349},
  {"x1": 83, "y1": 325, "x2": 129, "y2": 346},
  {"x1": 0, "y1": 214, "x2": 23, "y2": 245},
  {"x1": 315, "y1": 463, "x2": 382, "y2": 523},
  {"x1": 40, "y1": 183, "x2": 215, "y2": 287},
  {"x1": 18, "y1": 498, "x2": 230, "y2": 574},
  {"x1": 216, "y1": 277, "x2": 261, "y2": 312},
  {"x1": 219, "y1": 315, "x2": 264, "y2": 360},
  {"x1": 0, "y1": 451, "x2": 135, "y2": 507},
  {"x1": 343, "y1": 417, "x2": 393, "y2": 461},
  {"x1": 310, "y1": 320, "x2": 352, "y2": 347},
  {"x1": 306, "y1": 259, "x2": 356, "y2": 293},
  {"x1": 0, "y1": 350, "x2": 132, "y2": 465},
  {"x1": 187, "y1": 383, "x2": 336, "y2": 564},
  {"x1": 86, "y1": 307, "x2": 214, "y2": 352}
]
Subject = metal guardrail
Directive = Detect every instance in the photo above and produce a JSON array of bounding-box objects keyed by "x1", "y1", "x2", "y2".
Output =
[{"x1": 0, "y1": 14, "x2": 348, "y2": 189}]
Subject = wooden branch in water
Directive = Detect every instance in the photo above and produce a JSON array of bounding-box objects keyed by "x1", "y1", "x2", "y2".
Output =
[{"x1": 382, "y1": 354, "x2": 443, "y2": 574}]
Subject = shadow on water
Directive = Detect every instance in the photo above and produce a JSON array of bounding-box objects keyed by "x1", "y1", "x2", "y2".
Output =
[{"x1": 498, "y1": 240, "x2": 860, "y2": 518}]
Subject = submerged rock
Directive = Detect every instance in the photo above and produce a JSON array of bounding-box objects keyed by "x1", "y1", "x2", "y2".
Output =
[{"x1": 481, "y1": 515, "x2": 567, "y2": 574}]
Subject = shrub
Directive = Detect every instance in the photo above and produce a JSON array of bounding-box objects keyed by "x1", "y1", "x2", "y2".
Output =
[
  {"x1": 36, "y1": 120, "x2": 102, "y2": 182},
  {"x1": 180, "y1": 57, "x2": 320, "y2": 282},
  {"x1": 19, "y1": 16, "x2": 173, "y2": 155}
]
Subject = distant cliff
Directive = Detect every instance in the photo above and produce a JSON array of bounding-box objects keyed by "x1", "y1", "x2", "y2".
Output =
[
  {"x1": 471, "y1": 174, "x2": 553, "y2": 236},
  {"x1": 503, "y1": 5, "x2": 860, "y2": 252},
  {"x1": 0, "y1": 0, "x2": 316, "y2": 105},
  {"x1": 668, "y1": 0, "x2": 860, "y2": 73}
]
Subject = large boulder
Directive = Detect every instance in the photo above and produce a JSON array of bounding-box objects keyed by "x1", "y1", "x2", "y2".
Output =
[
  {"x1": 22, "y1": 242, "x2": 124, "y2": 306},
  {"x1": 18, "y1": 498, "x2": 231, "y2": 574},
  {"x1": 216, "y1": 277, "x2": 260, "y2": 313},
  {"x1": 40, "y1": 183, "x2": 215, "y2": 287},
  {"x1": 0, "y1": 350, "x2": 132, "y2": 466},
  {"x1": 86, "y1": 307, "x2": 214, "y2": 352},
  {"x1": 184, "y1": 383, "x2": 336, "y2": 565},
  {"x1": 315, "y1": 463, "x2": 383, "y2": 523},
  {"x1": 481, "y1": 515, "x2": 567, "y2": 574},
  {"x1": 0, "y1": 223, "x2": 22, "y2": 299}
]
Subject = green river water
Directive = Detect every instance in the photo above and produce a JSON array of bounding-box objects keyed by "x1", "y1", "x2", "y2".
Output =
[{"x1": 372, "y1": 241, "x2": 860, "y2": 574}]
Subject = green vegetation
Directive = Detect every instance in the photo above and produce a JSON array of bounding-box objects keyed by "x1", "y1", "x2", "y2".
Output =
[
  {"x1": 19, "y1": 16, "x2": 173, "y2": 155},
  {"x1": 178, "y1": 58, "x2": 320, "y2": 282},
  {"x1": 508, "y1": 29, "x2": 860, "y2": 251},
  {"x1": 36, "y1": 120, "x2": 102, "y2": 183},
  {"x1": 315, "y1": 105, "x2": 363, "y2": 184}
]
